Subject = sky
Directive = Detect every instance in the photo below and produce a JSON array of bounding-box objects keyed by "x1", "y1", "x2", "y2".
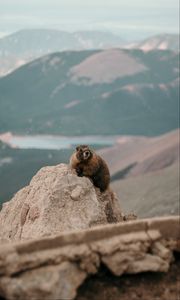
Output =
[{"x1": 0, "y1": 0, "x2": 179, "y2": 40}]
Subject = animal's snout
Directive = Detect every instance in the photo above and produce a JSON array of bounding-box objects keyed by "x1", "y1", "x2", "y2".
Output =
[{"x1": 83, "y1": 151, "x2": 89, "y2": 158}]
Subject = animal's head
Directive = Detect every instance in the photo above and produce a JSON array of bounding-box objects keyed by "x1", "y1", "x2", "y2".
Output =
[{"x1": 75, "y1": 145, "x2": 93, "y2": 162}]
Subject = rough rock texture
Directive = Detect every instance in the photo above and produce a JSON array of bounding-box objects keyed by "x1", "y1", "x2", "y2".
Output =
[
  {"x1": 0, "y1": 163, "x2": 178, "y2": 300},
  {"x1": 0, "y1": 216, "x2": 179, "y2": 300},
  {"x1": 77, "y1": 258, "x2": 180, "y2": 300},
  {"x1": 0, "y1": 164, "x2": 122, "y2": 243}
]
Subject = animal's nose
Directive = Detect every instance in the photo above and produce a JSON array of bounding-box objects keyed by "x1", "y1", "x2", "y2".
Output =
[{"x1": 83, "y1": 152, "x2": 88, "y2": 158}]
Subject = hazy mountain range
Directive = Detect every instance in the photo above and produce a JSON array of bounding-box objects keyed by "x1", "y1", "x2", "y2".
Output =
[
  {"x1": 0, "y1": 29, "x2": 179, "y2": 76},
  {"x1": 127, "y1": 34, "x2": 179, "y2": 52},
  {"x1": 0, "y1": 29, "x2": 124, "y2": 76},
  {"x1": 0, "y1": 48, "x2": 179, "y2": 136}
]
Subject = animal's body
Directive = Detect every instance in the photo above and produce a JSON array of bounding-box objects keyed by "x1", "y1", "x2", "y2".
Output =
[{"x1": 70, "y1": 145, "x2": 110, "y2": 192}]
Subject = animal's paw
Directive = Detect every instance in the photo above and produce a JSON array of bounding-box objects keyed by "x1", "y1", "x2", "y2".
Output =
[{"x1": 76, "y1": 168, "x2": 83, "y2": 177}]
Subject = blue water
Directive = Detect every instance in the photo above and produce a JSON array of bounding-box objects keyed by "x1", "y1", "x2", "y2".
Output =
[{"x1": 10, "y1": 135, "x2": 117, "y2": 150}]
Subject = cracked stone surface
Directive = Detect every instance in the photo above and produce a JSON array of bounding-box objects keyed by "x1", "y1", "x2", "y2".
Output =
[
  {"x1": 0, "y1": 164, "x2": 123, "y2": 243},
  {"x1": 0, "y1": 216, "x2": 179, "y2": 300}
]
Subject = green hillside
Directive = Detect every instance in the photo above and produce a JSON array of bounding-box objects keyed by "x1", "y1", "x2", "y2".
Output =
[
  {"x1": 0, "y1": 49, "x2": 179, "y2": 136},
  {"x1": 0, "y1": 141, "x2": 72, "y2": 205}
]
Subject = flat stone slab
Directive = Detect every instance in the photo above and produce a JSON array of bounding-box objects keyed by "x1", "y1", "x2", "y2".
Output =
[{"x1": 0, "y1": 216, "x2": 179, "y2": 300}]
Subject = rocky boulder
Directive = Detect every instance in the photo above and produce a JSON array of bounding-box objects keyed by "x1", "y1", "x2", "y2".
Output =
[{"x1": 0, "y1": 163, "x2": 123, "y2": 243}]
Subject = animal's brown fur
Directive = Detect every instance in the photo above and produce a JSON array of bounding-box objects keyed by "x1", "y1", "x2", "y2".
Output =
[{"x1": 70, "y1": 145, "x2": 110, "y2": 192}]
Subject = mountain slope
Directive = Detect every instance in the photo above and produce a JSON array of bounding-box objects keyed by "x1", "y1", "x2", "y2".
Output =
[
  {"x1": 0, "y1": 49, "x2": 179, "y2": 136},
  {"x1": 0, "y1": 31, "x2": 178, "y2": 76},
  {"x1": 99, "y1": 129, "x2": 179, "y2": 177},
  {"x1": 102, "y1": 129, "x2": 179, "y2": 218},
  {"x1": 129, "y1": 34, "x2": 179, "y2": 52},
  {"x1": 112, "y1": 163, "x2": 179, "y2": 218},
  {"x1": 0, "y1": 29, "x2": 124, "y2": 76},
  {"x1": 0, "y1": 29, "x2": 125, "y2": 55}
]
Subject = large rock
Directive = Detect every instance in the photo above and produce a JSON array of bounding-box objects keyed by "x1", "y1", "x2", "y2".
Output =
[{"x1": 0, "y1": 163, "x2": 122, "y2": 243}]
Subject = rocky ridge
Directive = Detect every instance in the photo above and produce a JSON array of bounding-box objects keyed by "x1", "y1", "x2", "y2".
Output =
[{"x1": 0, "y1": 163, "x2": 179, "y2": 300}]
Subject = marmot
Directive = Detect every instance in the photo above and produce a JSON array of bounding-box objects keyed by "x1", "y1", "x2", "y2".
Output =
[{"x1": 70, "y1": 145, "x2": 110, "y2": 192}]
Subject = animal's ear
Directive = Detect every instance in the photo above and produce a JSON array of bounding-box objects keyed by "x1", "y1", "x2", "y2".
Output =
[{"x1": 76, "y1": 146, "x2": 80, "y2": 151}]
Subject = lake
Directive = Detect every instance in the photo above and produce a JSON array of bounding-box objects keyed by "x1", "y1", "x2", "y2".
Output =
[{"x1": 0, "y1": 133, "x2": 117, "y2": 150}]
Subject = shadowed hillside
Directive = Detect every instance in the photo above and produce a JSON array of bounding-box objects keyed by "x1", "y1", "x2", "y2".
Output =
[
  {"x1": 99, "y1": 129, "x2": 179, "y2": 177},
  {"x1": 0, "y1": 49, "x2": 179, "y2": 136},
  {"x1": 98, "y1": 130, "x2": 179, "y2": 217},
  {"x1": 112, "y1": 163, "x2": 179, "y2": 218}
]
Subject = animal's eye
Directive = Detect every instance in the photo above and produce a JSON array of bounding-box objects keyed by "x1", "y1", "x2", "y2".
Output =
[{"x1": 85, "y1": 151, "x2": 89, "y2": 155}]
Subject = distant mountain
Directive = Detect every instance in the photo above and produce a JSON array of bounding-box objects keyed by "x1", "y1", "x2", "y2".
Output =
[
  {"x1": 0, "y1": 56, "x2": 26, "y2": 78},
  {"x1": 112, "y1": 162, "x2": 179, "y2": 218},
  {"x1": 0, "y1": 31, "x2": 178, "y2": 76},
  {"x1": 100, "y1": 129, "x2": 179, "y2": 218},
  {"x1": 127, "y1": 34, "x2": 179, "y2": 52},
  {"x1": 0, "y1": 29, "x2": 124, "y2": 76},
  {"x1": 0, "y1": 48, "x2": 179, "y2": 136},
  {"x1": 98, "y1": 129, "x2": 179, "y2": 178},
  {"x1": 74, "y1": 31, "x2": 124, "y2": 49}
]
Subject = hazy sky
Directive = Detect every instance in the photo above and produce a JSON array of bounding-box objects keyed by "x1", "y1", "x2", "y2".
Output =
[{"x1": 0, "y1": 0, "x2": 179, "y2": 40}]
